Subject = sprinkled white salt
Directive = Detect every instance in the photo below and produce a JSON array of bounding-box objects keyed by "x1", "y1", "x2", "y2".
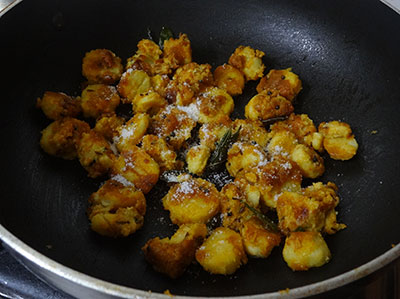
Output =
[
  {"x1": 281, "y1": 161, "x2": 292, "y2": 170},
  {"x1": 176, "y1": 103, "x2": 200, "y2": 122},
  {"x1": 177, "y1": 180, "x2": 195, "y2": 195},
  {"x1": 111, "y1": 174, "x2": 134, "y2": 187}
]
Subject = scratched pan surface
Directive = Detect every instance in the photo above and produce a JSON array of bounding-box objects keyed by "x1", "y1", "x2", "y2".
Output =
[{"x1": 0, "y1": 0, "x2": 399, "y2": 296}]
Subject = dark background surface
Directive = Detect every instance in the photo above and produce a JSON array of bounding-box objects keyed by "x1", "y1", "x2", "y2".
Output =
[{"x1": 0, "y1": 0, "x2": 400, "y2": 297}]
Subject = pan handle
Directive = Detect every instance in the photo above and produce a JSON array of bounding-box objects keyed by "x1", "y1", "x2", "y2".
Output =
[
  {"x1": 380, "y1": 0, "x2": 400, "y2": 14},
  {"x1": 0, "y1": 0, "x2": 22, "y2": 17}
]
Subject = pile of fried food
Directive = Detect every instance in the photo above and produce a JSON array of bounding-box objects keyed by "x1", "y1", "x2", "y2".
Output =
[{"x1": 37, "y1": 32, "x2": 358, "y2": 278}]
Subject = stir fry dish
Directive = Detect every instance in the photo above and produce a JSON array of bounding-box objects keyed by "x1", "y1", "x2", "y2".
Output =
[{"x1": 37, "y1": 29, "x2": 358, "y2": 277}]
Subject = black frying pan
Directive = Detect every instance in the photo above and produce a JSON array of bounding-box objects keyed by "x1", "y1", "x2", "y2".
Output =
[{"x1": 0, "y1": 0, "x2": 399, "y2": 297}]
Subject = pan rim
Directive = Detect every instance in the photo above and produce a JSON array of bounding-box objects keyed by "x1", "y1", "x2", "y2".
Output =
[
  {"x1": 1, "y1": 0, "x2": 399, "y2": 297},
  {"x1": 1, "y1": 223, "x2": 399, "y2": 298}
]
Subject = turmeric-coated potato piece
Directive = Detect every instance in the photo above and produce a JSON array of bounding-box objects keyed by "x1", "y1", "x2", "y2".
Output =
[
  {"x1": 114, "y1": 113, "x2": 150, "y2": 153},
  {"x1": 245, "y1": 90, "x2": 294, "y2": 121},
  {"x1": 303, "y1": 182, "x2": 346, "y2": 234},
  {"x1": 88, "y1": 177, "x2": 146, "y2": 238},
  {"x1": 150, "y1": 105, "x2": 196, "y2": 150},
  {"x1": 89, "y1": 177, "x2": 146, "y2": 218},
  {"x1": 77, "y1": 130, "x2": 115, "y2": 178},
  {"x1": 173, "y1": 62, "x2": 214, "y2": 91},
  {"x1": 277, "y1": 182, "x2": 344, "y2": 235},
  {"x1": 40, "y1": 117, "x2": 90, "y2": 160},
  {"x1": 198, "y1": 116, "x2": 232, "y2": 149},
  {"x1": 256, "y1": 68, "x2": 302, "y2": 102},
  {"x1": 117, "y1": 69, "x2": 151, "y2": 103},
  {"x1": 232, "y1": 119, "x2": 270, "y2": 147},
  {"x1": 81, "y1": 84, "x2": 120, "y2": 118},
  {"x1": 36, "y1": 91, "x2": 81, "y2": 120},
  {"x1": 126, "y1": 39, "x2": 171, "y2": 76},
  {"x1": 234, "y1": 155, "x2": 302, "y2": 208},
  {"x1": 266, "y1": 129, "x2": 298, "y2": 157},
  {"x1": 163, "y1": 34, "x2": 192, "y2": 69},
  {"x1": 142, "y1": 223, "x2": 207, "y2": 278},
  {"x1": 162, "y1": 175, "x2": 220, "y2": 225},
  {"x1": 282, "y1": 231, "x2": 331, "y2": 271},
  {"x1": 150, "y1": 74, "x2": 170, "y2": 98},
  {"x1": 112, "y1": 146, "x2": 160, "y2": 194},
  {"x1": 82, "y1": 49, "x2": 123, "y2": 84},
  {"x1": 318, "y1": 121, "x2": 358, "y2": 160},
  {"x1": 214, "y1": 64, "x2": 245, "y2": 96},
  {"x1": 167, "y1": 62, "x2": 214, "y2": 106},
  {"x1": 228, "y1": 46, "x2": 265, "y2": 81},
  {"x1": 271, "y1": 114, "x2": 320, "y2": 150},
  {"x1": 141, "y1": 134, "x2": 183, "y2": 173},
  {"x1": 195, "y1": 227, "x2": 248, "y2": 275},
  {"x1": 196, "y1": 87, "x2": 234, "y2": 124},
  {"x1": 240, "y1": 217, "x2": 281, "y2": 258},
  {"x1": 132, "y1": 91, "x2": 167, "y2": 116},
  {"x1": 90, "y1": 207, "x2": 144, "y2": 238},
  {"x1": 93, "y1": 113, "x2": 125, "y2": 141},
  {"x1": 291, "y1": 144, "x2": 325, "y2": 179},
  {"x1": 267, "y1": 128, "x2": 324, "y2": 178},
  {"x1": 186, "y1": 145, "x2": 211, "y2": 176},
  {"x1": 220, "y1": 183, "x2": 253, "y2": 231},
  {"x1": 226, "y1": 142, "x2": 267, "y2": 177}
]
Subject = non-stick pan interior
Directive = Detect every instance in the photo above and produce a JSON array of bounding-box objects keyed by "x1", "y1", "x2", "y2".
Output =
[{"x1": 0, "y1": 0, "x2": 399, "y2": 296}]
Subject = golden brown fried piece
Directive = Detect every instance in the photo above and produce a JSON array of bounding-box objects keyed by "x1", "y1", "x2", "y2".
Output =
[
  {"x1": 228, "y1": 46, "x2": 265, "y2": 81},
  {"x1": 162, "y1": 174, "x2": 220, "y2": 225},
  {"x1": 117, "y1": 69, "x2": 152, "y2": 104},
  {"x1": 186, "y1": 145, "x2": 211, "y2": 176},
  {"x1": 196, "y1": 87, "x2": 234, "y2": 124},
  {"x1": 166, "y1": 62, "x2": 214, "y2": 106},
  {"x1": 40, "y1": 117, "x2": 90, "y2": 160},
  {"x1": 282, "y1": 231, "x2": 331, "y2": 271},
  {"x1": 88, "y1": 178, "x2": 146, "y2": 237},
  {"x1": 142, "y1": 224, "x2": 207, "y2": 278},
  {"x1": 81, "y1": 84, "x2": 120, "y2": 118},
  {"x1": 245, "y1": 90, "x2": 294, "y2": 121},
  {"x1": 195, "y1": 227, "x2": 247, "y2": 275},
  {"x1": 232, "y1": 119, "x2": 270, "y2": 147},
  {"x1": 77, "y1": 130, "x2": 115, "y2": 178},
  {"x1": 150, "y1": 105, "x2": 196, "y2": 150},
  {"x1": 256, "y1": 68, "x2": 302, "y2": 102},
  {"x1": 277, "y1": 182, "x2": 345, "y2": 235},
  {"x1": 235, "y1": 155, "x2": 302, "y2": 208},
  {"x1": 163, "y1": 34, "x2": 192, "y2": 69},
  {"x1": 226, "y1": 142, "x2": 267, "y2": 177},
  {"x1": 240, "y1": 217, "x2": 281, "y2": 258},
  {"x1": 198, "y1": 115, "x2": 232, "y2": 149},
  {"x1": 112, "y1": 146, "x2": 160, "y2": 194},
  {"x1": 93, "y1": 113, "x2": 125, "y2": 141},
  {"x1": 82, "y1": 49, "x2": 123, "y2": 84},
  {"x1": 132, "y1": 91, "x2": 167, "y2": 116},
  {"x1": 150, "y1": 74, "x2": 170, "y2": 98},
  {"x1": 267, "y1": 129, "x2": 325, "y2": 179},
  {"x1": 126, "y1": 39, "x2": 171, "y2": 76},
  {"x1": 36, "y1": 91, "x2": 81, "y2": 120},
  {"x1": 220, "y1": 183, "x2": 253, "y2": 231},
  {"x1": 318, "y1": 121, "x2": 358, "y2": 160},
  {"x1": 114, "y1": 113, "x2": 150, "y2": 153},
  {"x1": 141, "y1": 134, "x2": 183, "y2": 173},
  {"x1": 270, "y1": 113, "x2": 322, "y2": 152},
  {"x1": 214, "y1": 64, "x2": 245, "y2": 96}
]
